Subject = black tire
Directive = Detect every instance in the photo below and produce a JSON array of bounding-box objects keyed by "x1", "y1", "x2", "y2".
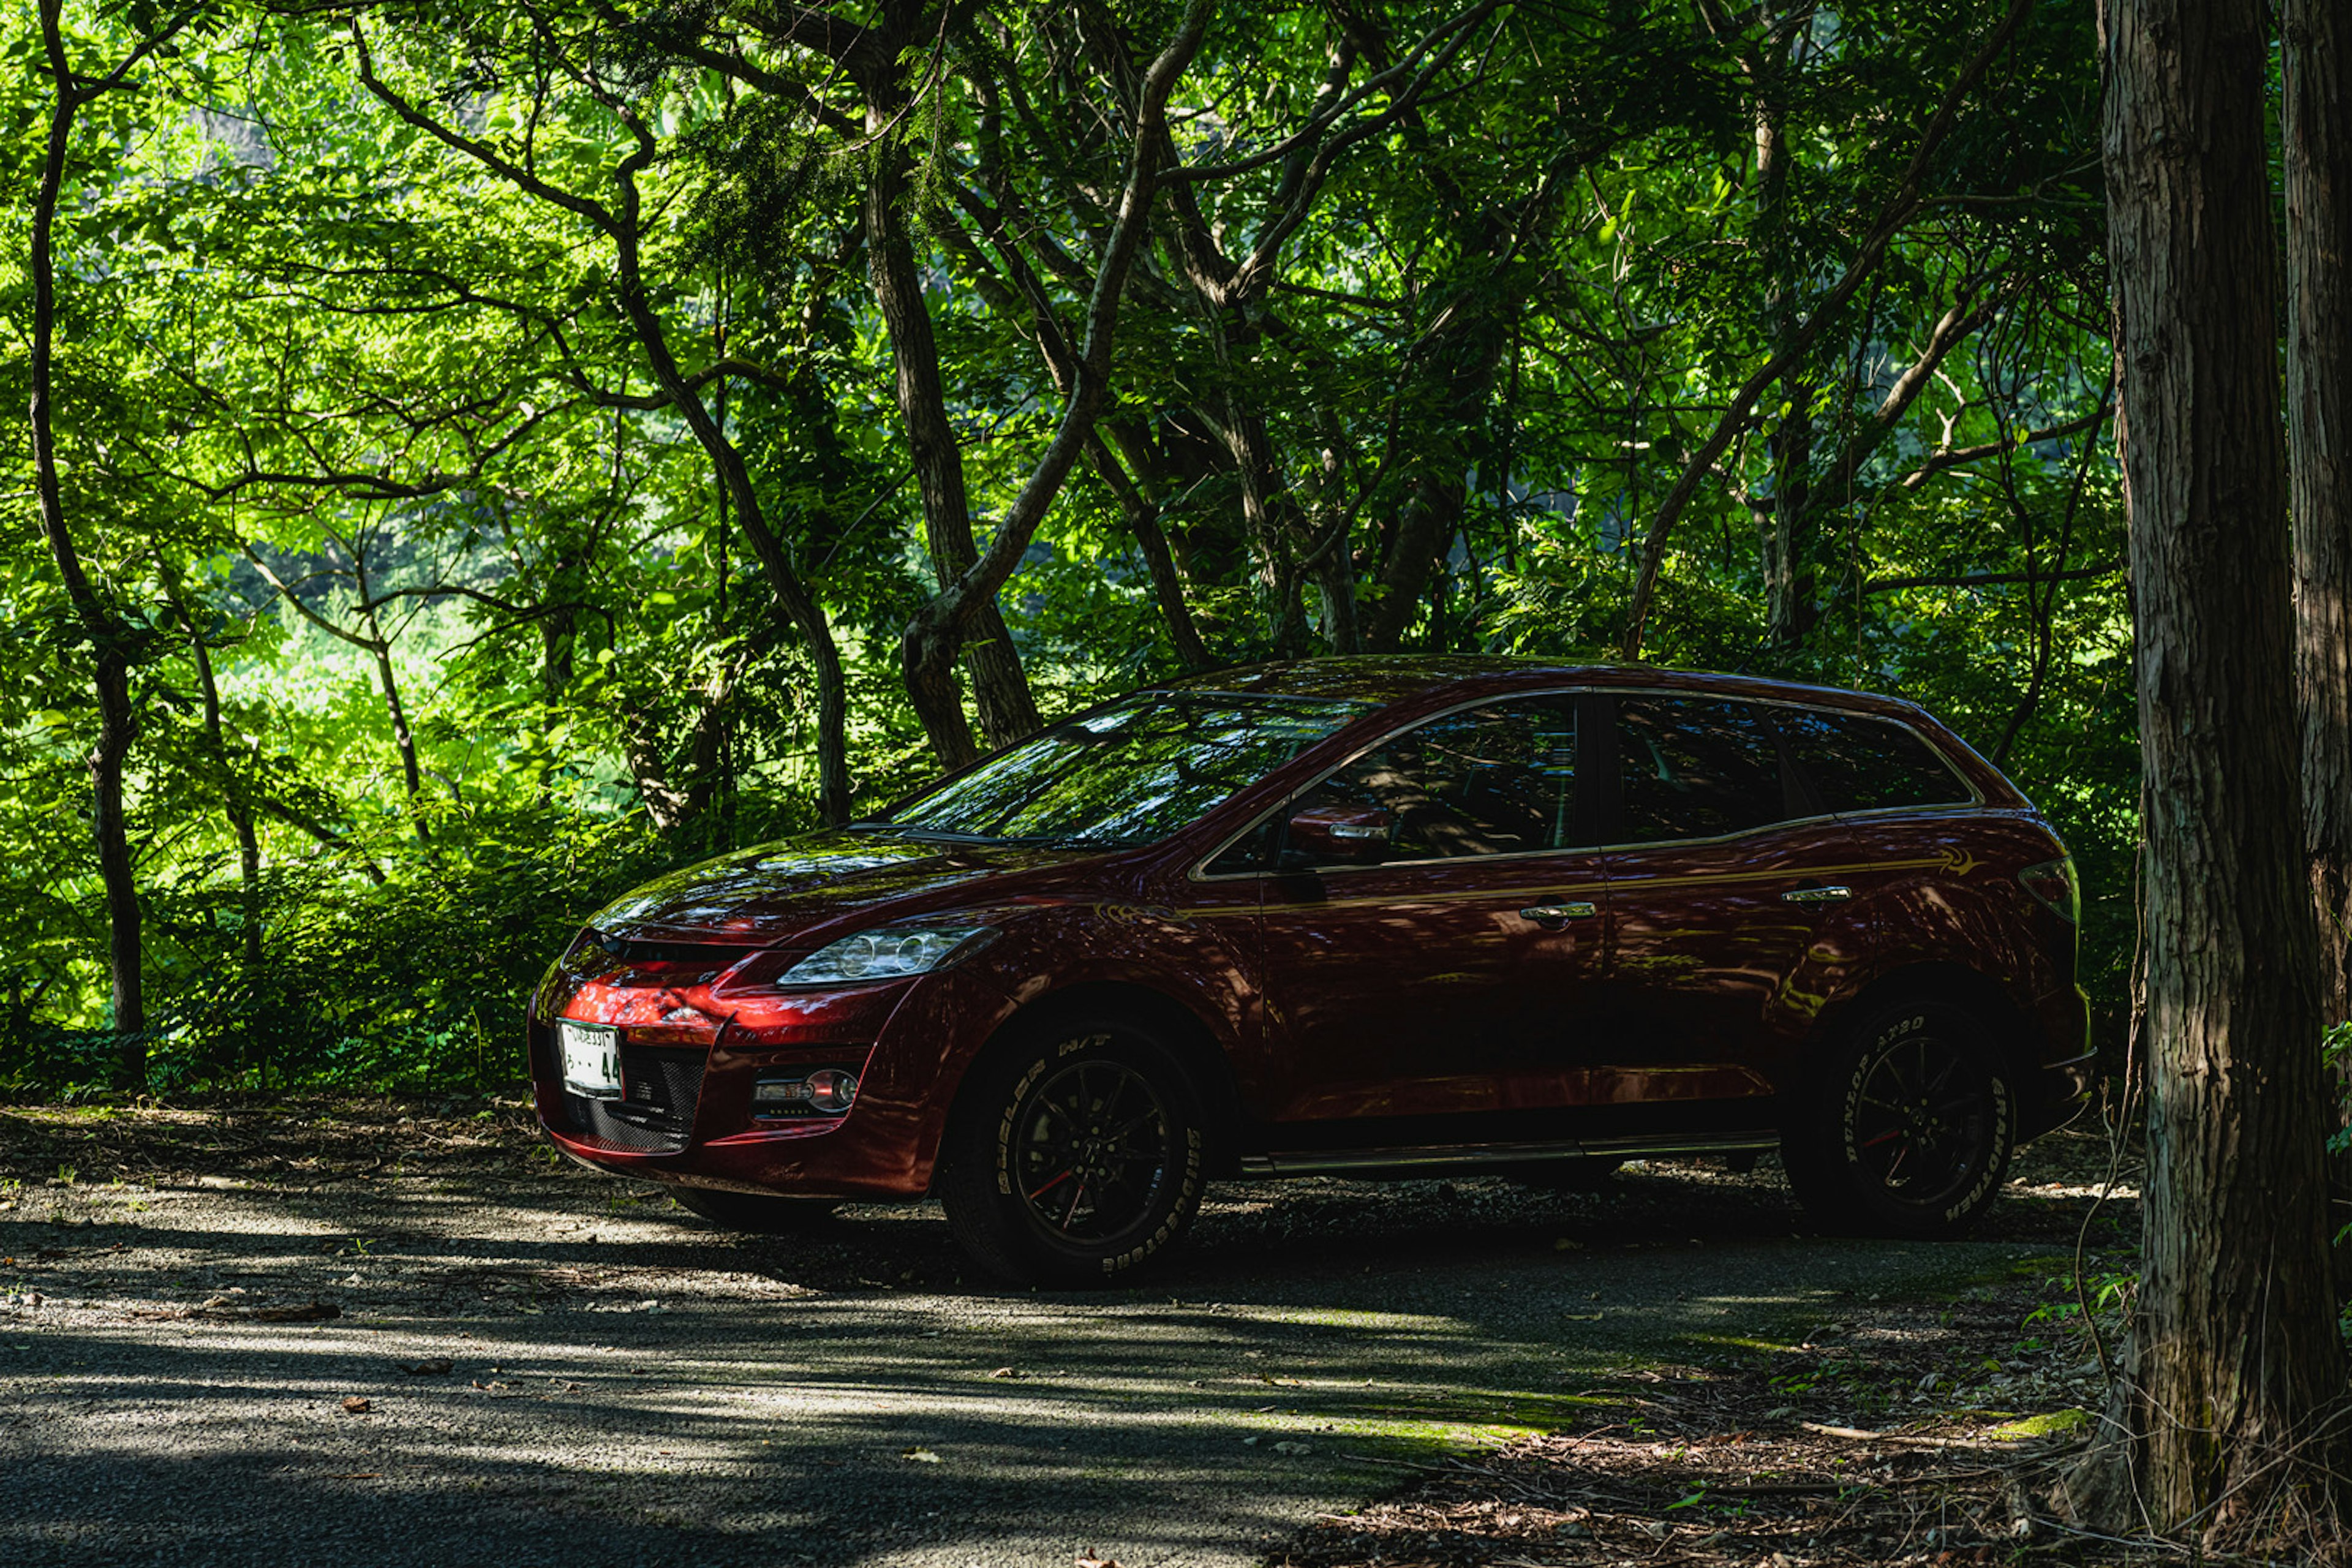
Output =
[
  {"x1": 1782, "y1": 992, "x2": 2018, "y2": 1238},
  {"x1": 672, "y1": 1187, "x2": 839, "y2": 1234},
  {"x1": 938, "y1": 1015, "x2": 1208, "y2": 1287}
]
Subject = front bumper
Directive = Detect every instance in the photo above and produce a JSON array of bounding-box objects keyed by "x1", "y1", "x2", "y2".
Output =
[{"x1": 528, "y1": 961, "x2": 1019, "y2": 1199}]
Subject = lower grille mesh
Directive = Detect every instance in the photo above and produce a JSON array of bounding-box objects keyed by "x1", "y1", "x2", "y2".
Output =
[{"x1": 562, "y1": 1045, "x2": 705, "y2": 1153}]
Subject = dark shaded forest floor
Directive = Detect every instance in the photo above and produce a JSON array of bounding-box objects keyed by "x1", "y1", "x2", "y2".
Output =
[{"x1": 0, "y1": 1097, "x2": 2148, "y2": 1567}]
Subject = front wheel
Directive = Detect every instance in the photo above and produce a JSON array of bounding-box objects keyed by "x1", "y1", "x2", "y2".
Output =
[
  {"x1": 938, "y1": 1017, "x2": 1208, "y2": 1287},
  {"x1": 1782, "y1": 993, "x2": 2017, "y2": 1238}
]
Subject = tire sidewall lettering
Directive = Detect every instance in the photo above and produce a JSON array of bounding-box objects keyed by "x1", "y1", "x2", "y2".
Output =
[
  {"x1": 1102, "y1": 1127, "x2": 1203, "y2": 1275},
  {"x1": 1837, "y1": 1006, "x2": 2012, "y2": 1227},
  {"x1": 993, "y1": 1030, "x2": 1202, "y2": 1275}
]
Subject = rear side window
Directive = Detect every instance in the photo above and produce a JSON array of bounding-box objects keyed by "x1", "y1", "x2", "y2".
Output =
[
  {"x1": 1615, "y1": 696, "x2": 1790, "y2": 842},
  {"x1": 1774, "y1": 707, "x2": 1972, "y2": 812}
]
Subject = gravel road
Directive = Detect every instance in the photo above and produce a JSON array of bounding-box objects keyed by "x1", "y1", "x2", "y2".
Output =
[{"x1": 0, "y1": 1104, "x2": 2119, "y2": 1568}]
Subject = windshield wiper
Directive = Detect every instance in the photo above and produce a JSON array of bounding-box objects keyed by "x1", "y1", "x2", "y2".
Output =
[
  {"x1": 862, "y1": 824, "x2": 1021, "y2": 844},
  {"x1": 1008, "y1": 832, "x2": 1136, "y2": 851}
]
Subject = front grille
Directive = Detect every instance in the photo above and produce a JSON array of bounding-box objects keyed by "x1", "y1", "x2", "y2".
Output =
[{"x1": 562, "y1": 1045, "x2": 705, "y2": 1153}]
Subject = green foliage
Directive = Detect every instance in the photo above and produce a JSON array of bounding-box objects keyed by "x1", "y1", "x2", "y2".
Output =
[{"x1": 1, "y1": 0, "x2": 2148, "y2": 1097}]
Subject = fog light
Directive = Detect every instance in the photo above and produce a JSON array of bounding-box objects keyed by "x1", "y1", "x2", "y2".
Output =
[{"x1": 752, "y1": 1069, "x2": 858, "y2": 1115}]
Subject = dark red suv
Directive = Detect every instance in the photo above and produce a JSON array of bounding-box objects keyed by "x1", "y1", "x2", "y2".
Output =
[{"x1": 530, "y1": 658, "x2": 2091, "y2": 1284}]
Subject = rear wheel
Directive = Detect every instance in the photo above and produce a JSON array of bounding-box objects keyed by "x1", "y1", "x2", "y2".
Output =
[
  {"x1": 1782, "y1": 993, "x2": 2016, "y2": 1238},
  {"x1": 938, "y1": 1016, "x2": 1207, "y2": 1287},
  {"x1": 672, "y1": 1188, "x2": 838, "y2": 1234}
]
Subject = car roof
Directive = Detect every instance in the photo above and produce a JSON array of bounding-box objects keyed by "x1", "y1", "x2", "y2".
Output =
[{"x1": 1158, "y1": 655, "x2": 1940, "y2": 724}]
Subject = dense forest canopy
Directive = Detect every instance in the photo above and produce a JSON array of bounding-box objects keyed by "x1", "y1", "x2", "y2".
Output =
[{"x1": 2, "y1": 0, "x2": 2129, "y2": 1094}]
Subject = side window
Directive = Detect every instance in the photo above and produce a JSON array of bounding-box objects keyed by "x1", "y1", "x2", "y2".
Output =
[
  {"x1": 1615, "y1": 696, "x2": 1790, "y2": 842},
  {"x1": 1774, "y1": 707, "x2": 1972, "y2": 812},
  {"x1": 1301, "y1": 696, "x2": 1581, "y2": 861}
]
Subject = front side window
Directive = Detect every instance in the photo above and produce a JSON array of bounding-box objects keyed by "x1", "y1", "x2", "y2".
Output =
[
  {"x1": 873, "y1": 692, "x2": 1372, "y2": 849},
  {"x1": 1774, "y1": 706, "x2": 1972, "y2": 812},
  {"x1": 1615, "y1": 695, "x2": 1791, "y2": 843},
  {"x1": 1295, "y1": 696, "x2": 1581, "y2": 862}
]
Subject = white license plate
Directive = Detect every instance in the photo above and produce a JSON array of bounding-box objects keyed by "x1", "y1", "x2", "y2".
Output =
[{"x1": 559, "y1": 1021, "x2": 622, "y2": 1099}]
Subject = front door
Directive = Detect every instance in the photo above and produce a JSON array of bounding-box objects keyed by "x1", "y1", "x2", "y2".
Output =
[{"x1": 1248, "y1": 693, "x2": 1609, "y2": 1135}]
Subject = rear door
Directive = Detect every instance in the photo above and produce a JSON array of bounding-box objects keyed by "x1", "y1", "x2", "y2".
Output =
[{"x1": 1593, "y1": 693, "x2": 1850, "y2": 1107}]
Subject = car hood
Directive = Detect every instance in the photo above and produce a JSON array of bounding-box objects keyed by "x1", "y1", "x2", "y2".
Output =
[{"x1": 582, "y1": 831, "x2": 1099, "y2": 946}]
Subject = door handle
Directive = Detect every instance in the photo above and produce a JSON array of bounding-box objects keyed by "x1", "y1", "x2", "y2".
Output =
[
  {"x1": 1781, "y1": 885, "x2": 1853, "y2": 904},
  {"x1": 1520, "y1": 902, "x2": 1599, "y2": 925}
]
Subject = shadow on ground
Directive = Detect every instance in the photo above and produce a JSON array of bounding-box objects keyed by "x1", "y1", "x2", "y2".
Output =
[{"x1": 0, "y1": 1106, "x2": 2135, "y2": 1568}]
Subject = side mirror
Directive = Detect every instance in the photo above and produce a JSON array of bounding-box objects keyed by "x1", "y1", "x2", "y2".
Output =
[{"x1": 1281, "y1": 804, "x2": 1392, "y2": 868}]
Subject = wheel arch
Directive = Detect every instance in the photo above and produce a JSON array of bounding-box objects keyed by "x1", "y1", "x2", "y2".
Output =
[
  {"x1": 1800, "y1": 960, "x2": 2041, "y2": 1096},
  {"x1": 930, "y1": 979, "x2": 1245, "y2": 1190}
]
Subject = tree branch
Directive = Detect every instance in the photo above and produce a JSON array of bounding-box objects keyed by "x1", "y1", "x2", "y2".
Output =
[{"x1": 1617, "y1": 0, "x2": 2040, "y2": 658}]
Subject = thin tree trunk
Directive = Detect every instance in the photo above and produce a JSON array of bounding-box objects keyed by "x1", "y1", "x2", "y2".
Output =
[
  {"x1": 349, "y1": 548, "x2": 431, "y2": 843},
  {"x1": 2064, "y1": 0, "x2": 2351, "y2": 1536},
  {"x1": 865, "y1": 132, "x2": 1039, "y2": 765},
  {"x1": 1753, "y1": 0, "x2": 1817, "y2": 650},
  {"x1": 170, "y1": 586, "x2": 263, "y2": 978},
  {"x1": 30, "y1": 0, "x2": 144, "y2": 1071},
  {"x1": 2286, "y1": 0, "x2": 2352, "y2": 1291},
  {"x1": 865, "y1": 0, "x2": 1208, "y2": 760},
  {"x1": 605, "y1": 163, "x2": 853, "y2": 827},
  {"x1": 1617, "y1": 0, "x2": 2035, "y2": 660},
  {"x1": 1087, "y1": 435, "x2": 1218, "y2": 671},
  {"x1": 347, "y1": 43, "x2": 855, "y2": 828}
]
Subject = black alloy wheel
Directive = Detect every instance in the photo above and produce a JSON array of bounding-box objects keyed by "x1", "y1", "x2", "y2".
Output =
[
  {"x1": 1783, "y1": 992, "x2": 2016, "y2": 1238},
  {"x1": 1011, "y1": 1057, "x2": 1176, "y2": 1244},
  {"x1": 940, "y1": 1016, "x2": 1207, "y2": 1287}
]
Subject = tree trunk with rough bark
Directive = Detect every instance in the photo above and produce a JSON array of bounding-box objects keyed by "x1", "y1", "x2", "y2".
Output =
[
  {"x1": 170, "y1": 586, "x2": 263, "y2": 979},
  {"x1": 2064, "y1": 0, "x2": 2351, "y2": 1539},
  {"x1": 865, "y1": 129, "x2": 1039, "y2": 767},
  {"x1": 31, "y1": 0, "x2": 146, "y2": 1075},
  {"x1": 1753, "y1": 0, "x2": 1816, "y2": 650},
  {"x1": 2286, "y1": 0, "x2": 2352, "y2": 1283}
]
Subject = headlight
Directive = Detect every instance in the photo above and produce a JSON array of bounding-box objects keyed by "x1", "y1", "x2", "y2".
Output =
[{"x1": 778, "y1": 925, "x2": 997, "y2": 986}]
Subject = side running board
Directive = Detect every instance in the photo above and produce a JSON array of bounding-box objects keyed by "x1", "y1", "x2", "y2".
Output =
[{"x1": 1236, "y1": 1131, "x2": 1779, "y2": 1178}]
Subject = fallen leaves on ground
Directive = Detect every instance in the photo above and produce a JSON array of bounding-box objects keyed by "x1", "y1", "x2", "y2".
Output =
[{"x1": 1272, "y1": 1273, "x2": 2141, "y2": 1568}]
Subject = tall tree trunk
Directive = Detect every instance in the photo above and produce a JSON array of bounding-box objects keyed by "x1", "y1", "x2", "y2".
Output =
[
  {"x1": 1754, "y1": 0, "x2": 1816, "y2": 650},
  {"x1": 30, "y1": 0, "x2": 143, "y2": 1071},
  {"x1": 349, "y1": 47, "x2": 855, "y2": 829},
  {"x1": 349, "y1": 547, "x2": 431, "y2": 844},
  {"x1": 1365, "y1": 478, "x2": 1464, "y2": 651},
  {"x1": 2286, "y1": 0, "x2": 2352, "y2": 1286},
  {"x1": 1087, "y1": 435, "x2": 1218, "y2": 671},
  {"x1": 604, "y1": 168, "x2": 853, "y2": 827},
  {"x1": 170, "y1": 586, "x2": 263, "y2": 979},
  {"x1": 865, "y1": 132, "x2": 1040, "y2": 766},
  {"x1": 2066, "y1": 0, "x2": 2351, "y2": 1537}
]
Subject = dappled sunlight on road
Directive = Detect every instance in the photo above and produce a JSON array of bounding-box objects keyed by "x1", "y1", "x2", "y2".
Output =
[{"x1": 0, "y1": 1118, "x2": 2132, "y2": 1567}]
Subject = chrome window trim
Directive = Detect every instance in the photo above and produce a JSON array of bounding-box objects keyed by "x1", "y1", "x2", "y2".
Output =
[
  {"x1": 1729, "y1": 692, "x2": 1986, "y2": 810},
  {"x1": 1188, "y1": 684, "x2": 1986, "y2": 881},
  {"x1": 1188, "y1": 687, "x2": 1595, "y2": 882}
]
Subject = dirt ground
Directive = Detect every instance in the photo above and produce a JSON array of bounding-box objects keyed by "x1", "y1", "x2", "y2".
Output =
[{"x1": 0, "y1": 1098, "x2": 2140, "y2": 1567}]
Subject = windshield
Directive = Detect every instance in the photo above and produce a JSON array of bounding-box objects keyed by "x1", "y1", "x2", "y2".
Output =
[{"x1": 872, "y1": 692, "x2": 1372, "y2": 848}]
